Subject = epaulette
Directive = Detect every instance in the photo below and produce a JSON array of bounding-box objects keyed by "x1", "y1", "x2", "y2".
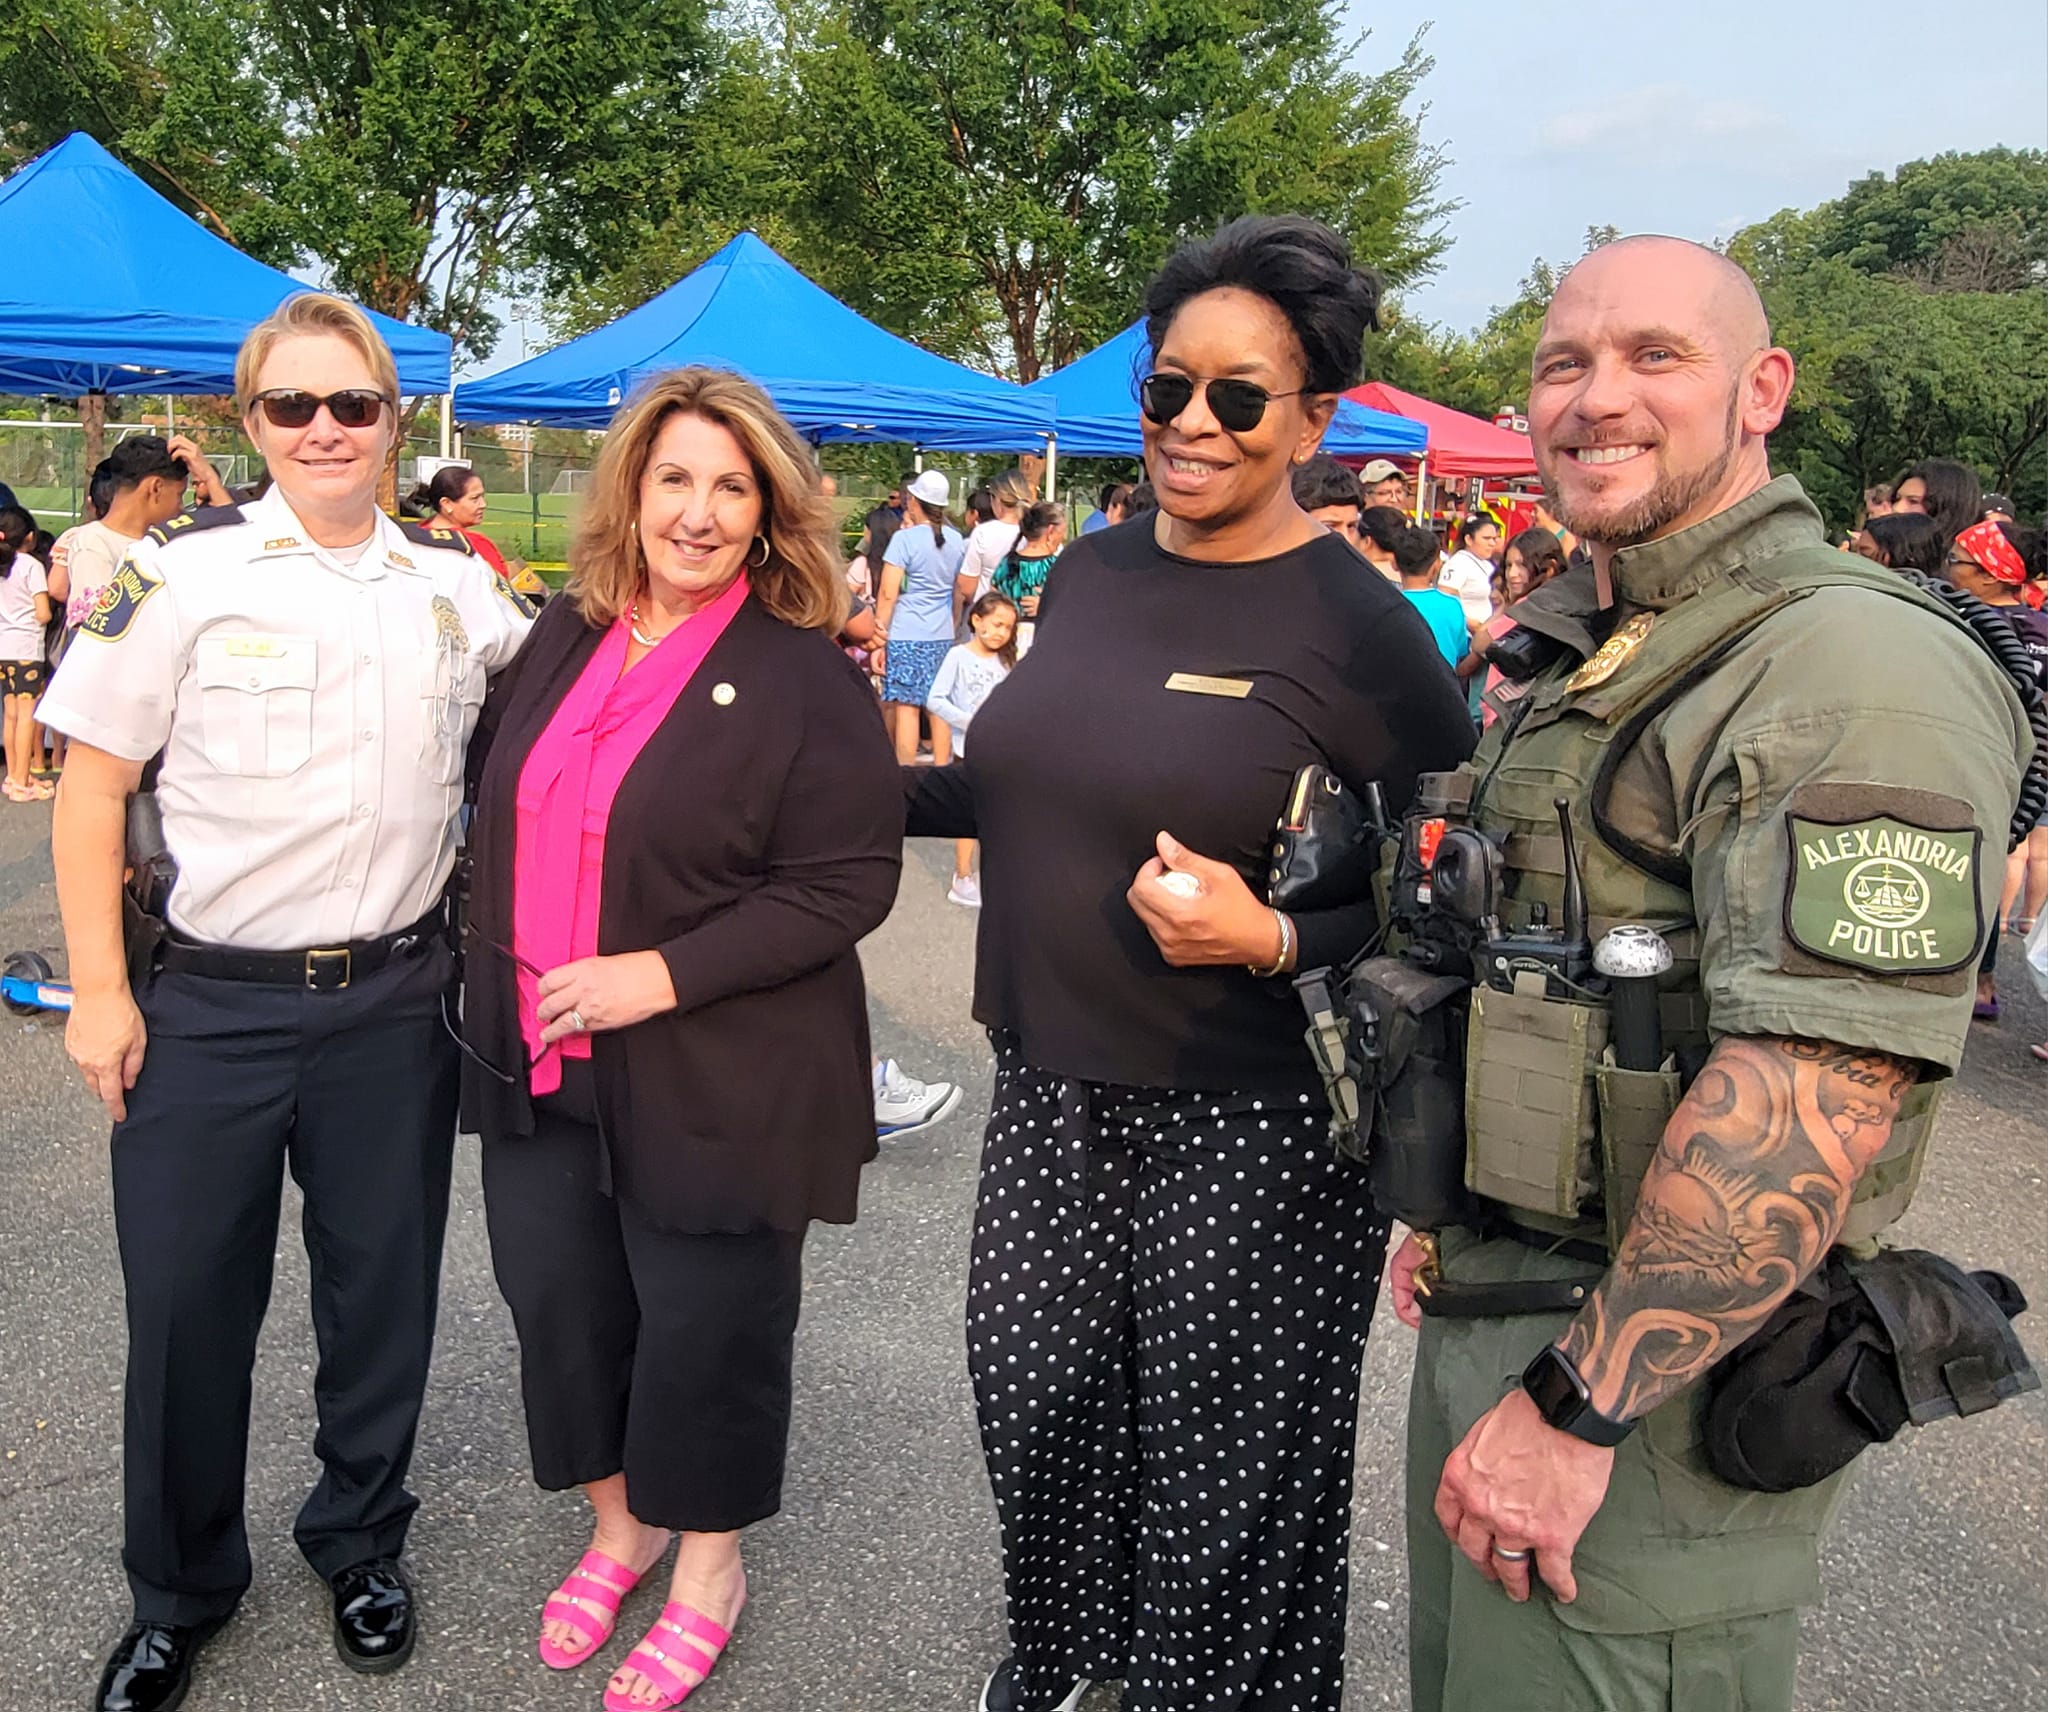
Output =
[
  {"x1": 144, "y1": 504, "x2": 246, "y2": 548},
  {"x1": 399, "y1": 519, "x2": 476, "y2": 556}
]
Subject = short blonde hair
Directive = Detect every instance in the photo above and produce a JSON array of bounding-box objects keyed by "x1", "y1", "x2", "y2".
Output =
[
  {"x1": 235, "y1": 292, "x2": 400, "y2": 409},
  {"x1": 571, "y1": 368, "x2": 848, "y2": 634}
]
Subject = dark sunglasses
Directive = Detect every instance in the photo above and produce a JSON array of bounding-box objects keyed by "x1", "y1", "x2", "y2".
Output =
[
  {"x1": 1139, "y1": 372, "x2": 1309, "y2": 434},
  {"x1": 249, "y1": 388, "x2": 392, "y2": 429}
]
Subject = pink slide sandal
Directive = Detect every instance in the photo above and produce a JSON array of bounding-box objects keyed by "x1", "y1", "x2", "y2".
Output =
[
  {"x1": 537, "y1": 1548, "x2": 659, "y2": 1670},
  {"x1": 604, "y1": 1586, "x2": 745, "y2": 1710}
]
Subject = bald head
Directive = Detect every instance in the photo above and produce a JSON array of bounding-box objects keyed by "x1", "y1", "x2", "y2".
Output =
[
  {"x1": 1526, "y1": 234, "x2": 1795, "y2": 556},
  {"x1": 1549, "y1": 236, "x2": 1770, "y2": 363}
]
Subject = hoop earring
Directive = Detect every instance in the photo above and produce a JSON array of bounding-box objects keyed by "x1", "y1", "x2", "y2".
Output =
[{"x1": 748, "y1": 534, "x2": 771, "y2": 569}]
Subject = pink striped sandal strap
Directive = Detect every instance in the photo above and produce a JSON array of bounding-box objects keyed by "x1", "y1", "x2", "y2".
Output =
[
  {"x1": 542, "y1": 1550, "x2": 647, "y2": 1652},
  {"x1": 609, "y1": 1602, "x2": 735, "y2": 1709}
]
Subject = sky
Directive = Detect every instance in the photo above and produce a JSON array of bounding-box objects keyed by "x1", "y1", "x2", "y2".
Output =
[{"x1": 1354, "y1": 0, "x2": 2048, "y2": 333}]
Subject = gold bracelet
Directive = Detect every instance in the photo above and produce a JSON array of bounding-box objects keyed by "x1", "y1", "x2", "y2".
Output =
[{"x1": 1249, "y1": 909, "x2": 1294, "y2": 977}]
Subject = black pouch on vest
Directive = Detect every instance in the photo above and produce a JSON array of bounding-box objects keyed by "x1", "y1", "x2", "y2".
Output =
[
  {"x1": 1300, "y1": 953, "x2": 1481, "y2": 1229},
  {"x1": 1268, "y1": 764, "x2": 1381, "y2": 912},
  {"x1": 1701, "y1": 1247, "x2": 2038, "y2": 1493}
]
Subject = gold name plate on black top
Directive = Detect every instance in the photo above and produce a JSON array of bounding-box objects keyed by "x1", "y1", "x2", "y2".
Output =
[{"x1": 1165, "y1": 672, "x2": 1254, "y2": 698}]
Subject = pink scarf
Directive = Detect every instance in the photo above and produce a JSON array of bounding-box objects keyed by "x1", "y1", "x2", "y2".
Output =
[{"x1": 512, "y1": 575, "x2": 750, "y2": 1093}]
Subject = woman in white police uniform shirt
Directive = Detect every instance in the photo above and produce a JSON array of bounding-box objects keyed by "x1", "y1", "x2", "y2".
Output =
[{"x1": 41, "y1": 293, "x2": 530, "y2": 1712}]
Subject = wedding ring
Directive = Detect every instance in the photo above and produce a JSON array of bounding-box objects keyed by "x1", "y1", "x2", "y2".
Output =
[
  {"x1": 566, "y1": 1009, "x2": 587, "y2": 1033},
  {"x1": 1491, "y1": 1545, "x2": 1532, "y2": 1563}
]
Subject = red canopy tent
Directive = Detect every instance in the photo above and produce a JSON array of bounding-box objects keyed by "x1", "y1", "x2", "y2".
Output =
[{"x1": 1341, "y1": 381, "x2": 1539, "y2": 479}]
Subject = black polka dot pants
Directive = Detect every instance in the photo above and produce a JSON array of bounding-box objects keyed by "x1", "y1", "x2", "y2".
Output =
[{"x1": 968, "y1": 1032, "x2": 1391, "y2": 1712}]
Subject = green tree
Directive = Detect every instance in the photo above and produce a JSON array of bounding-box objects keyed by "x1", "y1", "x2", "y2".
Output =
[
  {"x1": 1817, "y1": 148, "x2": 2048, "y2": 287},
  {"x1": 546, "y1": 2, "x2": 1451, "y2": 381},
  {"x1": 1730, "y1": 152, "x2": 2048, "y2": 524},
  {"x1": 249, "y1": 0, "x2": 724, "y2": 366},
  {"x1": 0, "y1": 0, "x2": 296, "y2": 261}
]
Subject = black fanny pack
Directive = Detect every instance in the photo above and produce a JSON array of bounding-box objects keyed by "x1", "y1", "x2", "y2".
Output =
[{"x1": 1702, "y1": 1246, "x2": 2037, "y2": 1492}]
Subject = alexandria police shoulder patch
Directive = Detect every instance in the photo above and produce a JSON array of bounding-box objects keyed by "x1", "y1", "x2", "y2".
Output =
[
  {"x1": 492, "y1": 576, "x2": 539, "y2": 620},
  {"x1": 78, "y1": 558, "x2": 165, "y2": 643},
  {"x1": 1784, "y1": 813, "x2": 1982, "y2": 976}
]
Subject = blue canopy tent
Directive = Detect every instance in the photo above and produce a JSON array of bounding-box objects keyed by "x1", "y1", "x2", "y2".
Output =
[
  {"x1": 455, "y1": 232, "x2": 1053, "y2": 451},
  {"x1": 0, "y1": 133, "x2": 451, "y2": 395},
  {"x1": 1024, "y1": 322, "x2": 1426, "y2": 459}
]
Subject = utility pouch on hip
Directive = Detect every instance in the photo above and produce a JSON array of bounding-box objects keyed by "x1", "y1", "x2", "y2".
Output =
[
  {"x1": 1702, "y1": 1247, "x2": 2038, "y2": 1492},
  {"x1": 1592, "y1": 1050, "x2": 1684, "y2": 1254},
  {"x1": 1297, "y1": 954, "x2": 1478, "y2": 1230},
  {"x1": 1464, "y1": 977, "x2": 1609, "y2": 1218}
]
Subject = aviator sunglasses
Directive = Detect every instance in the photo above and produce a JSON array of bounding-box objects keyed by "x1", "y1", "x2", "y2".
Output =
[
  {"x1": 248, "y1": 387, "x2": 393, "y2": 429},
  {"x1": 1139, "y1": 372, "x2": 1310, "y2": 434}
]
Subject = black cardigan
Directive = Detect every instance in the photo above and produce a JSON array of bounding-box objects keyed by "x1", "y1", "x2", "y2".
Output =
[{"x1": 461, "y1": 592, "x2": 903, "y2": 1232}]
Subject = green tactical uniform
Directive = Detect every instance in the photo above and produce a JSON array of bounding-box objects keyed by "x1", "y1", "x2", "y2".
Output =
[{"x1": 1407, "y1": 478, "x2": 2029, "y2": 1712}]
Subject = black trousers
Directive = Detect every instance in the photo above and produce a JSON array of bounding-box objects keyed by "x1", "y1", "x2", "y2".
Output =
[
  {"x1": 111, "y1": 947, "x2": 459, "y2": 1626},
  {"x1": 480, "y1": 1069, "x2": 804, "y2": 1533},
  {"x1": 970, "y1": 1033, "x2": 1390, "y2": 1712}
]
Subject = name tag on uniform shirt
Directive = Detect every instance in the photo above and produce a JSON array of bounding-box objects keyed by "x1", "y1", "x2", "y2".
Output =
[
  {"x1": 1165, "y1": 672, "x2": 1254, "y2": 699},
  {"x1": 224, "y1": 637, "x2": 286, "y2": 658}
]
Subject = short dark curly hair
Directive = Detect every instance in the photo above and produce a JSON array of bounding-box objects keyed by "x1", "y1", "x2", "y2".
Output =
[
  {"x1": 1143, "y1": 215, "x2": 1382, "y2": 397},
  {"x1": 1290, "y1": 453, "x2": 1363, "y2": 513}
]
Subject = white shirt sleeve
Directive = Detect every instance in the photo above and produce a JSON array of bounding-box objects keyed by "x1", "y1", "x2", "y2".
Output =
[
  {"x1": 38, "y1": 541, "x2": 186, "y2": 760},
  {"x1": 468, "y1": 561, "x2": 536, "y2": 673},
  {"x1": 925, "y1": 646, "x2": 974, "y2": 731}
]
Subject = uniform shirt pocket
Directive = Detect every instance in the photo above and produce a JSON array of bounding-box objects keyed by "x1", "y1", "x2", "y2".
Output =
[{"x1": 193, "y1": 634, "x2": 317, "y2": 778}]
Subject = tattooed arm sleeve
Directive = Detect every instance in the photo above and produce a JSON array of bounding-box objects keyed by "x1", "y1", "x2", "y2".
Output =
[{"x1": 1558, "y1": 1035, "x2": 1919, "y2": 1423}]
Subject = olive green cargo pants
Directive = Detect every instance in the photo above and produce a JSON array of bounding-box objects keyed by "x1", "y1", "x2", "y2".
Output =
[{"x1": 1406, "y1": 1231, "x2": 1853, "y2": 1712}]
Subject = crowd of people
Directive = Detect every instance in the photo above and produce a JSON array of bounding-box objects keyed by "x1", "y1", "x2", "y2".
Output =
[{"x1": 7, "y1": 209, "x2": 2043, "y2": 1712}]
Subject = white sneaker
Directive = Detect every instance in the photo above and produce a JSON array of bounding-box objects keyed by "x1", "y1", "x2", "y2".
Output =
[
  {"x1": 874, "y1": 1059, "x2": 963, "y2": 1139},
  {"x1": 979, "y1": 1659, "x2": 1088, "y2": 1712},
  {"x1": 948, "y1": 873, "x2": 983, "y2": 909}
]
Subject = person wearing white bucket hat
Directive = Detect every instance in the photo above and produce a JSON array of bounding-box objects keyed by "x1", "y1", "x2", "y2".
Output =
[{"x1": 876, "y1": 469, "x2": 967, "y2": 763}]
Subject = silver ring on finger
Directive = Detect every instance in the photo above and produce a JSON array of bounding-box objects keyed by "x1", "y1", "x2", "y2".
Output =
[
  {"x1": 1491, "y1": 1545, "x2": 1532, "y2": 1563},
  {"x1": 565, "y1": 1009, "x2": 588, "y2": 1033}
]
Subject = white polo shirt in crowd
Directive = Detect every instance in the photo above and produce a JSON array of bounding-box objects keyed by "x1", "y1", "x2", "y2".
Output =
[
  {"x1": 1437, "y1": 548, "x2": 1496, "y2": 628},
  {"x1": 40, "y1": 489, "x2": 533, "y2": 950}
]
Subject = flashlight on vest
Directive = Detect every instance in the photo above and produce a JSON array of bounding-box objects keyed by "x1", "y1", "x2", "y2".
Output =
[{"x1": 1593, "y1": 924, "x2": 1674, "y2": 1071}]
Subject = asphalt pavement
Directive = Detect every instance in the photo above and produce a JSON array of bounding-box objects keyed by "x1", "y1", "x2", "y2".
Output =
[{"x1": 0, "y1": 804, "x2": 2042, "y2": 1711}]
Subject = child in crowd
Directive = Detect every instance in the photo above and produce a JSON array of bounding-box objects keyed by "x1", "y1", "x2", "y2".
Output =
[
  {"x1": 926, "y1": 591, "x2": 1019, "y2": 908},
  {"x1": 1393, "y1": 523, "x2": 1470, "y2": 676},
  {"x1": 991, "y1": 501, "x2": 1065, "y2": 654},
  {"x1": 0, "y1": 506, "x2": 53, "y2": 802}
]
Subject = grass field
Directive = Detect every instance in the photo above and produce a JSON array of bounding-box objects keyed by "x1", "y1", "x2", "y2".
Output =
[{"x1": 8, "y1": 484, "x2": 583, "y2": 565}]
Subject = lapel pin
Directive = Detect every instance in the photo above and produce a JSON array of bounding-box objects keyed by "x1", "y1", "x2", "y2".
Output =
[{"x1": 712, "y1": 682, "x2": 737, "y2": 706}]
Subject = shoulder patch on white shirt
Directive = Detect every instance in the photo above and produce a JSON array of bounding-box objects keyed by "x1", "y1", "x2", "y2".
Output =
[{"x1": 77, "y1": 559, "x2": 164, "y2": 642}]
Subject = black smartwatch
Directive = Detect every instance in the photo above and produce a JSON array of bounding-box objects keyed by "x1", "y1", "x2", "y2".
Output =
[{"x1": 1519, "y1": 1345, "x2": 1635, "y2": 1447}]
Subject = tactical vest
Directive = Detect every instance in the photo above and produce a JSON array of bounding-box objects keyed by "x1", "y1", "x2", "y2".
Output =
[{"x1": 1441, "y1": 548, "x2": 1963, "y2": 1256}]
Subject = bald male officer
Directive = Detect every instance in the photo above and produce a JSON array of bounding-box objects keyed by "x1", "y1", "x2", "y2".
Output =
[{"x1": 1388, "y1": 238, "x2": 2029, "y2": 1710}]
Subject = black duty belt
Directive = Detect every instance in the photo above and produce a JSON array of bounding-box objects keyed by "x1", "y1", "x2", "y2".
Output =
[{"x1": 158, "y1": 904, "x2": 446, "y2": 992}]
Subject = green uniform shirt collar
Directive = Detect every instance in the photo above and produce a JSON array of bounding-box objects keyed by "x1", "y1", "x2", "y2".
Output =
[{"x1": 1608, "y1": 475, "x2": 1826, "y2": 611}]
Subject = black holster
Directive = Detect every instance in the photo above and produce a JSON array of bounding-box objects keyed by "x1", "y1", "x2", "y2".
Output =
[
  {"x1": 1296, "y1": 954, "x2": 1481, "y2": 1231},
  {"x1": 1702, "y1": 1246, "x2": 2038, "y2": 1492},
  {"x1": 122, "y1": 791, "x2": 176, "y2": 987}
]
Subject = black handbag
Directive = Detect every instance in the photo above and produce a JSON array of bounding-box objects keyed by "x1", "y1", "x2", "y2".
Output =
[{"x1": 1267, "y1": 764, "x2": 1379, "y2": 911}]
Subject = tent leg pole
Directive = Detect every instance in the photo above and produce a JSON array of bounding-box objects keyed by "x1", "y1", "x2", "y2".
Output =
[
  {"x1": 1413, "y1": 454, "x2": 1427, "y2": 522},
  {"x1": 1045, "y1": 435, "x2": 1057, "y2": 502},
  {"x1": 441, "y1": 396, "x2": 454, "y2": 460}
]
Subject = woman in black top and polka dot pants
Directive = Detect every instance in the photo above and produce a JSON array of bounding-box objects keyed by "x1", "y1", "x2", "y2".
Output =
[{"x1": 905, "y1": 217, "x2": 1474, "y2": 1712}]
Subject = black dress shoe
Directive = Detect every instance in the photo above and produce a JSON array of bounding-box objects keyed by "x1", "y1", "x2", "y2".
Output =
[
  {"x1": 328, "y1": 1556, "x2": 417, "y2": 1674},
  {"x1": 95, "y1": 1616, "x2": 225, "y2": 1712}
]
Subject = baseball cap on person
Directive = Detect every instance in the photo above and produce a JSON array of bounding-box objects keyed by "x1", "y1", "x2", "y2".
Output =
[
  {"x1": 907, "y1": 470, "x2": 950, "y2": 508},
  {"x1": 1360, "y1": 459, "x2": 1403, "y2": 484}
]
